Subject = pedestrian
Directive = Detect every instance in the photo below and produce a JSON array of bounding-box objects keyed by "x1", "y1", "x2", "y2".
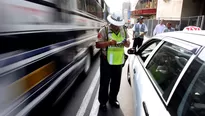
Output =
[
  {"x1": 132, "y1": 16, "x2": 148, "y2": 50},
  {"x1": 153, "y1": 19, "x2": 165, "y2": 35},
  {"x1": 96, "y1": 11, "x2": 130, "y2": 111},
  {"x1": 163, "y1": 22, "x2": 175, "y2": 32}
]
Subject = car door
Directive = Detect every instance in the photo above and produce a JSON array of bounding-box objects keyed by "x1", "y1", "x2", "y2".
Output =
[
  {"x1": 131, "y1": 38, "x2": 163, "y2": 116},
  {"x1": 129, "y1": 39, "x2": 162, "y2": 86},
  {"x1": 133, "y1": 37, "x2": 200, "y2": 116}
]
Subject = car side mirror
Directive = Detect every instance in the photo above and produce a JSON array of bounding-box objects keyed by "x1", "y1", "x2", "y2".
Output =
[
  {"x1": 127, "y1": 48, "x2": 135, "y2": 54},
  {"x1": 127, "y1": 48, "x2": 139, "y2": 55}
]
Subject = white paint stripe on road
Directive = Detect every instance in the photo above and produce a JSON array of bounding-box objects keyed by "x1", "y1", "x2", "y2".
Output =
[
  {"x1": 89, "y1": 87, "x2": 100, "y2": 116},
  {"x1": 76, "y1": 68, "x2": 100, "y2": 116}
]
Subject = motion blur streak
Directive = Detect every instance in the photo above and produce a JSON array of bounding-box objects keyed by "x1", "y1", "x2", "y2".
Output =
[
  {"x1": 6, "y1": 61, "x2": 56, "y2": 103},
  {"x1": 0, "y1": 0, "x2": 108, "y2": 115}
]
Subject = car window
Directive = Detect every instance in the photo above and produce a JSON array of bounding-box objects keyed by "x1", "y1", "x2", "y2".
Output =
[
  {"x1": 138, "y1": 39, "x2": 160, "y2": 62},
  {"x1": 167, "y1": 56, "x2": 202, "y2": 116},
  {"x1": 146, "y1": 42, "x2": 193, "y2": 101},
  {"x1": 176, "y1": 50, "x2": 205, "y2": 116}
]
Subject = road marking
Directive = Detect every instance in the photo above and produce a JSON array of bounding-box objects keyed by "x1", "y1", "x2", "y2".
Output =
[
  {"x1": 76, "y1": 68, "x2": 100, "y2": 116},
  {"x1": 89, "y1": 87, "x2": 99, "y2": 116}
]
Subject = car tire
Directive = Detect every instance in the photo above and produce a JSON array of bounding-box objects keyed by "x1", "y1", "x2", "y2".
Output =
[{"x1": 127, "y1": 65, "x2": 131, "y2": 86}]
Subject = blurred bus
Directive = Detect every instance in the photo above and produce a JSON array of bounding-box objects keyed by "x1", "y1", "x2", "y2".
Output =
[{"x1": 0, "y1": 0, "x2": 107, "y2": 115}]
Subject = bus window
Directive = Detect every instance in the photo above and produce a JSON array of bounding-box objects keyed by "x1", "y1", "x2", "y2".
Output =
[
  {"x1": 77, "y1": 0, "x2": 86, "y2": 11},
  {"x1": 85, "y1": 0, "x2": 97, "y2": 16},
  {"x1": 96, "y1": 3, "x2": 103, "y2": 19}
]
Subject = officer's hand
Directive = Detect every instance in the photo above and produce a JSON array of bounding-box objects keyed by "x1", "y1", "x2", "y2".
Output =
[
  {"x1": 109, "y1": 40, "x2": 117, "y2": 46},
  {"x1": 124, "y1": 40, "x2": 130, "y2": 48}
]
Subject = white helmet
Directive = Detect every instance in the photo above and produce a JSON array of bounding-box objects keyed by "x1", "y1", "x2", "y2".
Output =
[{"x1": 107, "y1": 11, "x2": 125, "y2": 26}]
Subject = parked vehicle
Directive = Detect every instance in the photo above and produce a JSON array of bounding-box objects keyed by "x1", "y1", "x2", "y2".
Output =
[{"x1": 127, "y1": 31, "x2": 205, "y2": 116}]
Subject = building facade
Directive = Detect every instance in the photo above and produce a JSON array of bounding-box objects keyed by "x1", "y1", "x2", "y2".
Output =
[
  {"x1": 131, "y1": 0, "x2": 158, "y2": 19},
  {"x1": 132, "y1": 0, "x2": 205, "y2": 20},
  {"x1": 122, "y1": 2, "x2": 131, "y2": 25},
  {"x1": 157, "y1": 0, "x2": 205, "y2": 20},
  {"x1": 131, "y1": 0, "x2": 205, "y2": 37}
]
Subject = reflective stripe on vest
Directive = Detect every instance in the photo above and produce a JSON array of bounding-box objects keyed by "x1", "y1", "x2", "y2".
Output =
[{"x1": 107, "y1": 32, "x2": 124, "y2": 65}]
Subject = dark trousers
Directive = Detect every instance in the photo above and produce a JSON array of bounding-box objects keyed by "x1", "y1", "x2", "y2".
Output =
[
  {"x1": 133, "y1": 37, "x2": 144, "y2": 49},
  {"x1": 98, "y1": 55, "x2": 122, "y2": 104}
]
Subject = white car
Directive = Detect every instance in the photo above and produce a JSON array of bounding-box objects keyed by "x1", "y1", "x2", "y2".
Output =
[{"x1": 127, "y1": 31, "x2": 205, "y2": 116}]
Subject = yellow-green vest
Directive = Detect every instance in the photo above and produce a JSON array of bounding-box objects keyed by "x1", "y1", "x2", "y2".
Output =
[{"x1": 107, "y1": 32, "x2": 125, "y2": 65}]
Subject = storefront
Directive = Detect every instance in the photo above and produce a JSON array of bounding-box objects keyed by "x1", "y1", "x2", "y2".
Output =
[
  {"x1": 132, "y1": 8, "x2": 156, "y2": 19},
  {"x1": 131, "y1": 0, "x2": 157, "y2": 19}
]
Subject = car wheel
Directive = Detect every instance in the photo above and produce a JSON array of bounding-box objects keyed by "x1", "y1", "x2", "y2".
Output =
[{"x1": 127, "y1": 65, "x2": 131, "y2": 86}]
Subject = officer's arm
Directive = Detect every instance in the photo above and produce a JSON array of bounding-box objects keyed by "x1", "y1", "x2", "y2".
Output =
[
  {"x1": 124, "y1": 40, "x2": 130, "y2": 48},
  {"x1": 96, "y1": 28, "x2": 110, "y2": 48},
  {"x1": 96, "y1": 40, "x2": 117, "y2": 48},
  {"x1": 96, "y1": 41, "x2": 110, "y2": 48}
]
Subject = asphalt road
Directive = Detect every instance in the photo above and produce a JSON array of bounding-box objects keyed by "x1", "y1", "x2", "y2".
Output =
[{"x1": 46, "y1": 54, "x2": 133, "y2": 116}]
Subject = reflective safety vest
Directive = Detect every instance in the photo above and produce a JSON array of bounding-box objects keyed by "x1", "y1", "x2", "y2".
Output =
[{"x1": 107, "y1": 32, "x2": 125, "y2": 65}]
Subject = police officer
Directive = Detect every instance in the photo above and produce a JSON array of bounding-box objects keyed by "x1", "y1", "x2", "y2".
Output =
[
  {"x1": 96, "y1": 11, "x2": 130, "y2": 111},
  {"x1": 132, "y1": 16, "x2": 148, "y2": 49}
]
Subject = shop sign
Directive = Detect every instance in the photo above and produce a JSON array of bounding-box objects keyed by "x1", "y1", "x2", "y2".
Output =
[{"x1": 132, "y1": 8, "x2": 156, "y2": 15}]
